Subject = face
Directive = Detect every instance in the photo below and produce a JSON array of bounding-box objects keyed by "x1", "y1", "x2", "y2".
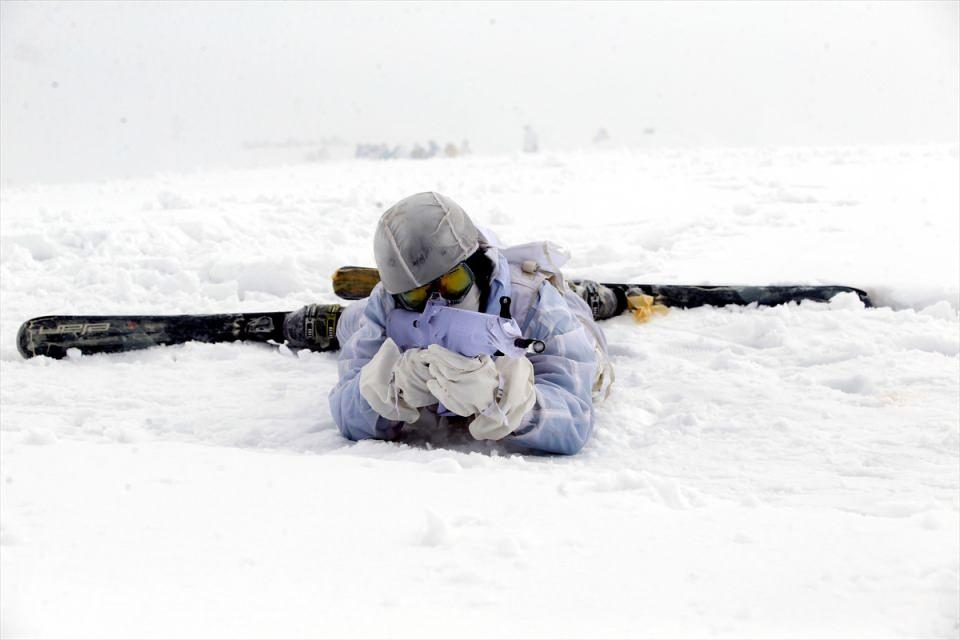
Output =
[{"x1": 394, "y1": 262, "x2": 476, "y2": 312}]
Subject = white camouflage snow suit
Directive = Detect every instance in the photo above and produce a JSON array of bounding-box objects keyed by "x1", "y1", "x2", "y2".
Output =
[{"x1": 329, "y1": 193, "x2": 612, "y2": 455}]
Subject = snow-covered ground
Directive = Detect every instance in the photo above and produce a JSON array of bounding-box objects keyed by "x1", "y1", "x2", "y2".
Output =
[{"x1": 1, "y1": 145, "x2": 958, "y2": 638}]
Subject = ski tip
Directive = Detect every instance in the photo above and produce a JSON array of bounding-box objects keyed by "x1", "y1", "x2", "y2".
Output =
[
  {"x1": 16, "y1": 316, "x2": 69, "y2": 359},
  {"x1": 854, "y1": 288, "x2": 873, "y2": 308},
  {"x1": 16, "y1": 318, "x2": 37, "y2": 359}
]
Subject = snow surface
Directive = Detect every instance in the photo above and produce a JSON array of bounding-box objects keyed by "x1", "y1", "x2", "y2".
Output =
[{"x1": 1, "y1": 145, "x2": 958, "y2": 638}]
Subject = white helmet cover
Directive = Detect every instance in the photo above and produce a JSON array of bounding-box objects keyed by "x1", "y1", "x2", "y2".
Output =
[{"x1": 373, "y1": 192, "x2": 480, "y2": 294}]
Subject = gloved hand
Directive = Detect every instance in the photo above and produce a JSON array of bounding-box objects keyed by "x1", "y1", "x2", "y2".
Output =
[
  {"x1": 359, "y1": 338, "x2": 431, "y2": 423},
  {"x1": 393, "y1": 348, "x2": 435, "y2": 408},
  {"x1": 470, "y1": 356, "x2": 536, "y2": 441},
  {"x1": 420, "y1": 344, "x2": 499, "y2": 417}
]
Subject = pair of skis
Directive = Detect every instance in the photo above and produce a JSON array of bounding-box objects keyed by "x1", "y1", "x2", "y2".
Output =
[{"x1": 16, "y1": 265, "x2": 871, "y2": 359}]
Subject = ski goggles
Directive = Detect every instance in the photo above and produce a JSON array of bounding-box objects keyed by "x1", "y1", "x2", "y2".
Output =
[{"x1": 394, "y1": 262, "x2": 476, "y2": 311}]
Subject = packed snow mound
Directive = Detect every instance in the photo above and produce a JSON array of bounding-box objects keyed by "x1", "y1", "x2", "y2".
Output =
[{"x1": 1, "y1": 146, "x2": 958, "y2": 638}]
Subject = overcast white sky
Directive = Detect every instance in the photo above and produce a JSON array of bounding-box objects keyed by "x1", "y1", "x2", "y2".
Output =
[{"x1": 1, "y1": 1, "x2": 958, "y2": 184}]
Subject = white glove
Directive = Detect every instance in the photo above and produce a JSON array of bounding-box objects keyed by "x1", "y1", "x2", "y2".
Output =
[
  {"x1": 359, "y1": 338, "x2": 423, "y2": 423},
  {"x1": 421, "y1": 344, "x2": 499, "y2": 417},
  {"x1": 393, "y1": 348, "x2": 436, "y2": 408},
  {"x1": 469, "y1": 356, "x2": 536, "y2": 441}
]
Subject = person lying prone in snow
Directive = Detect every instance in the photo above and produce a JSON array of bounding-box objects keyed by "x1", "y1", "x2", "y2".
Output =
[{"x1": 325, "y1": 192, "x2": 614, "y2": 455}]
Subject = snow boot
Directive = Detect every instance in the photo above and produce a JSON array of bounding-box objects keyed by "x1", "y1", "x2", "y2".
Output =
[
  {"x1": 569, "y1": 280, "x2": 627, "y2": 321},
  {"x1": 283, "y1": 304, "x2": 342, "y2": 350}
]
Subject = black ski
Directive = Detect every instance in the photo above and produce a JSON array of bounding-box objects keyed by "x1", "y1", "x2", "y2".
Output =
[
  {"x1": 601, "y1": 283, "x2": 871, "y2": 313},
  {"x1": 17, "y1": 307, "x2": 342, "y2": 360},
  {"x1": 331, "y1": 265, "x2": 872, "y2": 309}
]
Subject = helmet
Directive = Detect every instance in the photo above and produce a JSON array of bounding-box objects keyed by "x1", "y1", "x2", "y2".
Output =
[{"x1": 373, "y1": 192, "x2": 480, "y2": 295}]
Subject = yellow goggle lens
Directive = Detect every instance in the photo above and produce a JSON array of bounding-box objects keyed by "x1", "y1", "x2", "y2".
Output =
[
  {"x1": 396, "y1": 263, "x2": 475, "y2": 310},
  {"x1": 396, "y1": 282, "x2": 431, "y2": 310},
  {"x1": 438, "y1": 263, "x2": 474, "y2": 299}
]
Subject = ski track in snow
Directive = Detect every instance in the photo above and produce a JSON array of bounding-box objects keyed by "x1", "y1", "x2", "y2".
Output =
[{"x1": 1, "y1": 146, "x2": 958, "y2": 638}]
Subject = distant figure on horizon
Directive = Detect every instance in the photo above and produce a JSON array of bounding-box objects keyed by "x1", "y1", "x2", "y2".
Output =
[{"x1": 410, "y1": 143, "x2": 427, "y2": 159}]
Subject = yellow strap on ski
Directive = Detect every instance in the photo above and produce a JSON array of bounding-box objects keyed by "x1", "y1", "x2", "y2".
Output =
[{"x1": 627, "y1": 293, "x2": 669, "y2": 324}]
